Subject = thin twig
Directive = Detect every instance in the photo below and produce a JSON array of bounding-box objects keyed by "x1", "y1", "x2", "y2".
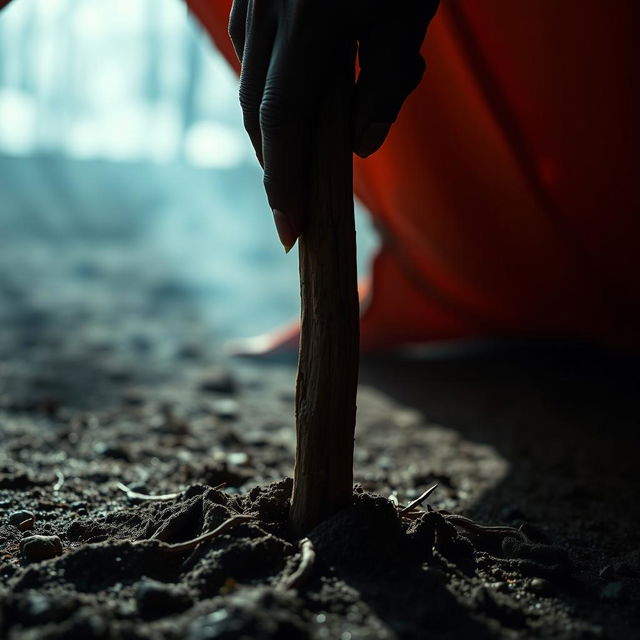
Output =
[
  {"x1": 117, "y1": 482, "x2": 180, "y2": 501},
  {"x1": 146, "y1": 514, "x2": 254, "y2": 553},
  {"x1": 53, "y1": 471, "x2": 65, "y2": 492},
  {"x1": 398, "y1": 509, "x2": 425, "y2": 521},
  {"x1": 441, "y1": 513, "x2": 529, "y2": 543},
  {"x1": 117, "y1": 481, "x2": 226, "y2": 501},
  {"x1": 399, "y1": 483, "x2": 439, "y2": 517},
  {"x1": 17, "y1": 516, "x2": 35, "y2": 530},
  {"x1": 278, "y1": 538, "x2": 316, "y2": 591}
]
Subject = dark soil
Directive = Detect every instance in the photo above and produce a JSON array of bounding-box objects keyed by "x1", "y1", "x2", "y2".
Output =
[{"x1": 1, "y1": 208, "x2": 639, "y2": 638}]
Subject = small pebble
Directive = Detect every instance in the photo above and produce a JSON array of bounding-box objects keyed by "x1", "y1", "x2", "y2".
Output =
[
  {"x1": 20, "y1": 535, "x2": 63, "y2": 561},
  {"x1": 529, "y1": 577, "x2": 553, "y2": 596},
  {"x1": 8, "y1": 510, "x2": 35, "y2": 531}
]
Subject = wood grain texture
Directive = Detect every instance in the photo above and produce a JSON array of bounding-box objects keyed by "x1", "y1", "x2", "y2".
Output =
[{"x1": 289, "y1": 45, "x2": 359, "y2": 537}]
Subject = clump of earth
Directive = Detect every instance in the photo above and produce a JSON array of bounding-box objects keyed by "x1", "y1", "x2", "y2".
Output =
[{"x1": 1, "y1": 346, "x2": 639, "y2": 639}]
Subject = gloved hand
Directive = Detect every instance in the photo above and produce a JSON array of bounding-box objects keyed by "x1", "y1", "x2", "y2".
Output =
[{"x1": 229, "y1": 0, "x2": 439, "y2": 251}]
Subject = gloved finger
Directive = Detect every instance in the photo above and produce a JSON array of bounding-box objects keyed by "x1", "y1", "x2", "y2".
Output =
[
  {"x1": 260, "y1": 18, "x2": 328, "y2": 251},
  {"x1": 237, "y1": 0, "x2": 277, "y2": 166},
  {"x1": 353, "y1": 0, "x2": 439, "y2": 157},
  {"x1": 228, "y1": 0, "x2": 249, "y2": 62}
]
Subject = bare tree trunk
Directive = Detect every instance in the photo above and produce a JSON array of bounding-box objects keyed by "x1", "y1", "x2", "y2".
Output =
[{"x1": 289, "y1": 44, "x2": 359, "y2": 537}]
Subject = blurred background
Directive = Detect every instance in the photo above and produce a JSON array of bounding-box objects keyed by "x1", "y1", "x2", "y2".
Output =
[{"x1": 0, "y1": 0, "x2": 377, "y2": 350}]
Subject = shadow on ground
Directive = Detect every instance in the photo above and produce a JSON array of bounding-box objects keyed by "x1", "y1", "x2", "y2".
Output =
[{"x1": 361, "y1": 343, "x2": 640, "y2": 636}]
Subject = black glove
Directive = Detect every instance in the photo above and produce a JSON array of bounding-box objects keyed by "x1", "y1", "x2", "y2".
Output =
[{"x1": 229, "y1": 0, "x2": 439, "y2": 251}]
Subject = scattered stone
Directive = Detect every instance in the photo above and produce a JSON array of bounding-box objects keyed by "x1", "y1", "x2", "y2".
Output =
[
  {"x1": 20, "y1": 535, "x2": 63, "y2": 561},
  {"x1": 8, "y1": 510, "x2": 36, "y2": 531},
  {"x1": 528, "y1": 577, "x2": 553, "y2": 596}
]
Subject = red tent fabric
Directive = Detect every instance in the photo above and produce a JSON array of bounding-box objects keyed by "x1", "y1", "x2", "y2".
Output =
[
  {"x1": 4, "y1": 0, "x2": 638, "y2": 350},
  {"x1": 189, "y1": 0, "x2": 639, "y2": 351}
]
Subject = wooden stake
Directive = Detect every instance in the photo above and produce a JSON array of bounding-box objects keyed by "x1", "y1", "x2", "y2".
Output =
[{"x1": 289, "y1": 43, "x2": 359, "y2": 536}]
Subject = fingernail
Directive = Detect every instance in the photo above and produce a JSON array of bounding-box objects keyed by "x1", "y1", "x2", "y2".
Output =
[
  {"x1": 355, "y1": 122, "x2": 392, "y2": 158},
  {"x1": 272, "y1": 209, "x2": 298, "y2": 253}
]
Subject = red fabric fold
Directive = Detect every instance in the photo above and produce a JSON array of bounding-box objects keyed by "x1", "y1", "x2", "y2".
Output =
[
  {"x1": 188, "y1": 0, "x2": 639, "y2": 350},
  {"x1": 4, "y1": 0, "x2": 636, "y2": 349}
]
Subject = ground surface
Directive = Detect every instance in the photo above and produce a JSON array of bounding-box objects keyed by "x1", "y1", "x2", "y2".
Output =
[{"x1": 1, "y1": 156, "x2": 639, "y2": 639}]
